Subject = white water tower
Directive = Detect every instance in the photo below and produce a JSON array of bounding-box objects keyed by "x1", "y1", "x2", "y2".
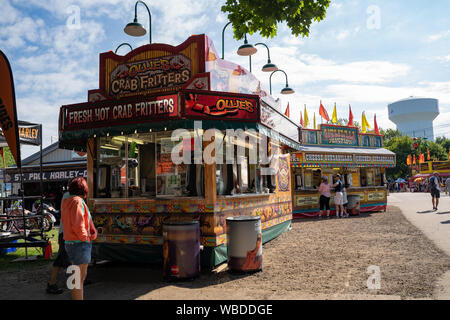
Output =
[{"x1": 388, "y1": 97, "x2": 439, "y2": 140}]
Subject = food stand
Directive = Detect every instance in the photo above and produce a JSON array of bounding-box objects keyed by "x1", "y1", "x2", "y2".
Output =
[
  {"x1": 409, "y1": 160, "x2": 450, "y2": 190},
  {"x1": 291, "y1": 124, "x2": 396, "y2": 218},
  {"x1": 58, "y1": 34, "x2": 300, "y2": 267}
]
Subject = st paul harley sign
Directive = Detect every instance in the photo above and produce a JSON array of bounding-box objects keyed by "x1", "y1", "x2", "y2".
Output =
[{"x1": 3, "y1": 169, "x2": 87, "y2": 183}]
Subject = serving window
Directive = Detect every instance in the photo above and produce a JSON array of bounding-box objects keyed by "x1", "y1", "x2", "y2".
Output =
[
  {"x1": 95, "y1": 131, "x2": 204, "y2": 198},
  {"x1": 215, "y1": 131, "x2": 276, "y2": 196}
]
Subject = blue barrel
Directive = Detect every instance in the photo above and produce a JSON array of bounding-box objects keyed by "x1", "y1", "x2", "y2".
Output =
[{"x1": 162, "y1": 221, "x2": 200, "y2": 280}]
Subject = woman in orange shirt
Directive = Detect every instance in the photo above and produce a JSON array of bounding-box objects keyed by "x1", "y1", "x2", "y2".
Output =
[{"x1": 61, "y1": 177, "x2": 97, "y2": 300}]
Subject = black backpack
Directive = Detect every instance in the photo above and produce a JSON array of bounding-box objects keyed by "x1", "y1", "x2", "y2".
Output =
[
  {"x1": 335, "y1": 180, "x2": 343, "y2": 192},
  {"x1": 430, "y1": 176, "x2": 438, "y2": 190}
]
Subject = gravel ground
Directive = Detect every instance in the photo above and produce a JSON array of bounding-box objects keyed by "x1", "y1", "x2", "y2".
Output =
[{"x1": 1, "y1": 205, "x2": 450, "y2": 300}]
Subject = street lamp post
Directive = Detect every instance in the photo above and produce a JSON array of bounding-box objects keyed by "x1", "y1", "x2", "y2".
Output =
[
  {"x1": 124, "y1": 0, "x2": 152, "y2": 44},
  {"x1": 251, "y1": 43, "x2": 278, "y2": 72},
  {"x1": 114, "y1": 43, "x2": 133, "y2": 54},
  {"x1": 221, "y1": 22, "x2": 232, "y2": 60},
  {"x1": 269, "y1": 69, "x2": 295, "y2": 95},
  {"x1": 236, "y1": 34, "x2": 257, "y2": 72}
]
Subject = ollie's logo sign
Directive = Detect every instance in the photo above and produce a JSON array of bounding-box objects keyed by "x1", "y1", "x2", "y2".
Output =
[{"x1": 184, "y1": 92, "x2": 258, "y2": 121}]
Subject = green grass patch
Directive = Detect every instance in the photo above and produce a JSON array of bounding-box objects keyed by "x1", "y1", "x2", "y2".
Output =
[{"x1": 0, "y1": 227, "x2": 60, "y2": 272}]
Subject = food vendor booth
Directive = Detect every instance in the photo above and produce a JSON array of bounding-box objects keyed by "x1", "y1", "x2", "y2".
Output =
[
  {"x1": 58, "y1": 34, "x2": 300, "y2": 267},
  {"x1": 291, "y1": 124, "x2": 396, "y2": 218},
  {"x1": 408, "y1": 160, "x2": 450, "y2": 190}
]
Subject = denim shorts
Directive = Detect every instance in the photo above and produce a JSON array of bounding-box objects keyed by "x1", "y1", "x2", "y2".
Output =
[{"x1": 65, "y1": 242, "x2": 92, "y2": 265}]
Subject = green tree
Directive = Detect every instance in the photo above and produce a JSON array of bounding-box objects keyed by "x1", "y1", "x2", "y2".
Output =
[
  {"x1": 384, "y1": 135, "x2": 414, "y2": 180},
  {"x1": 380, "y1": 128, "x2": 402, "y2": 142},
  {"x1": 435, "y1": 136, "x2": 450, "y2": 154},
  {"x1": 1, "y1": 147, "x2": 15, "y2": 168},
  {"x1": 221, "y1": 0, "x2": 331, "y2": 39}
]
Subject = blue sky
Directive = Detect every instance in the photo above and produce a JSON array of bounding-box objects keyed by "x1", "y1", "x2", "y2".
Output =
[{"x1": 1, "y1": 0, "x2": 449, "y2": 158}]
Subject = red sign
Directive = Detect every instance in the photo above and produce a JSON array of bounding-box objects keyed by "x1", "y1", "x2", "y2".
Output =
[
  {"x1": 183, "y1": 91, "x2": 258, "y2": 121},
  {"x1": 61, "y1": 94, "x2": 178, "y2": 131}
]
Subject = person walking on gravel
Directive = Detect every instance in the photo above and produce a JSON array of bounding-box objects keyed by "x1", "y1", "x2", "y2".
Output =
[{"x1": 429, "y1": 172, "x2": 441, "y2": 211}]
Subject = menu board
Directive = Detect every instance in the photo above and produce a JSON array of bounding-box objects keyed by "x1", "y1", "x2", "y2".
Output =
[
  {"x1": 156, "y1": 139, "x2": 186, "y2": 196},
  {"x1": 296, "y1": 195, "x2": 319, "y2": 207}
]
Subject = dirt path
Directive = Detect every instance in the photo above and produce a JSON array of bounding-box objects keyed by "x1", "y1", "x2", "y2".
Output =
[{"x1": 1, "y1": 205, "x2": 449, "y2": 300}]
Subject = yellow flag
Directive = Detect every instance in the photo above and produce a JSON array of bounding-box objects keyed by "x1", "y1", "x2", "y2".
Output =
[
  {"x1": 313, "y1": 112, "x2": 316, "y2": 129},
  {"x1": 362, "y1": 112, "x2": 371, "y2": 133},
  {"x1": 304, "y1": 105, "x2": 309, "y2": 128},
  {"x1": 332, "y1": 103, "x2": 338, "y2": 124}
]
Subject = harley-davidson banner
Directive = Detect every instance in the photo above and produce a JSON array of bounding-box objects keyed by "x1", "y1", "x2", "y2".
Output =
[
  {"x1": 0, "y1": 50, "x2": 21, "y2": 168},
  {"x1": 183, "y1": 91, "x2": 258, "y2": 121},
  {"x1": 0, "y1": 121, "x2": 41, "y2": 146}
]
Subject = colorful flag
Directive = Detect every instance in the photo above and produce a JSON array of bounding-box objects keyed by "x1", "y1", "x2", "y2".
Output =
[
  {"x1": 319, "y1": 101, "x2": 330, "y2": 122},
  {"x1": 362, "y1": 112, "x2": 371, "y2": 133},
  {"x1": 413, "y1": 154, "x2": 416, "y2": 165},
  {"x1": 304, "y1": 105, "x2": 309, "y2": 128},
  {"x1": 406, "y1": 155, "x2": 411, "y2": 166},
  {"x1": 0, "y1": 50, "x2": 21, "y2": 168},
  {"x1": 313, "y1": 112, "x2": 316, "y2": 129},
  {"x1": 300, "y1": 111, "x2": 304, "y2": 127},
  {"x1": 427, "y1": 148, "x2": 430, "y2": 161},
  {"x1": 331, "y1": 103, "x2": 338, "y2": 124},
  {"x1": 374, "y1": 114, "x2": 380, "y2": 135},
  {"x1": 348, "y1": 105, "x2": 354, "y2": 127},
  {"x1": 284, "y1": 102, "x2": 290, "y2": 118}
]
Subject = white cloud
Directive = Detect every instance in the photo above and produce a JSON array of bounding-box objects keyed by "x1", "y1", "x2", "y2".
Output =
[
  {"x1": 427, "y1": 30, "x2": 450, "y2": 42},
  {"x1": 261, "y1": 49, "x2": 411, "y2": 86}
]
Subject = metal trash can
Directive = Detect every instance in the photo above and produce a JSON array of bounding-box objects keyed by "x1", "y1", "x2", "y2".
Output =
[
  {"x1": 347, "y1": 195, "x2": 360, "y2": 216},
  {"x1": 162, "y1": 221, "x2": 200, "y2": 280},
  {"x1": 226, "y1": 216, "x2": 262, "y2": 272}
]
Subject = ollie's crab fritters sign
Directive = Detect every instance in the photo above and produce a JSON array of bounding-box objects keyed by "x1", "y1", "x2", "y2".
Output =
[{"x1": 109, "y1": 55, "x2": 191, "y2": 97}]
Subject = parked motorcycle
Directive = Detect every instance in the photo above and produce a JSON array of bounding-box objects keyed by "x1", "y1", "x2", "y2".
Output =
[{"x1": 6, "y1": 200, "x2": 56, "y2": 233}]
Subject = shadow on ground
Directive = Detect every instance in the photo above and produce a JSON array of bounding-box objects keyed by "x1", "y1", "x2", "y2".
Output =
[
  {"x1": 417, "y1": 210, "x2": 435, "y2": 214},
  {"x1": 292, "y1": 212, "x2": 376, "y2": 224}
]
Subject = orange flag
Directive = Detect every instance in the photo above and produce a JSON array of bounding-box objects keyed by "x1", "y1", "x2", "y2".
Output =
[
  {"x1": 406, "y1": 155, "x2": 411, "y2": 166},
  {"x1": 413, "y1": 154, "x2": 416, "y2": 165},
  {"x1": 284, "y1": 103, "x2": 290, "y2": 118},
  {"x1": 374, "y1": 114, "x2": 380, "y2": 135},
  {"x1": 348, "y1": 105, "x2": 354, "y2": 127},
  {"x1": 319, "y1": 101, "x2": 330, "y2": 122},
  {"x1": 427, "y1": 148, "x2": 430, "y2": 161},
  {"x1": 0, "y1": 50, "x2": 21, "y2": 168},
  {"x1": 300, "y1": 111, "x2": 304, "y2": 127}
]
